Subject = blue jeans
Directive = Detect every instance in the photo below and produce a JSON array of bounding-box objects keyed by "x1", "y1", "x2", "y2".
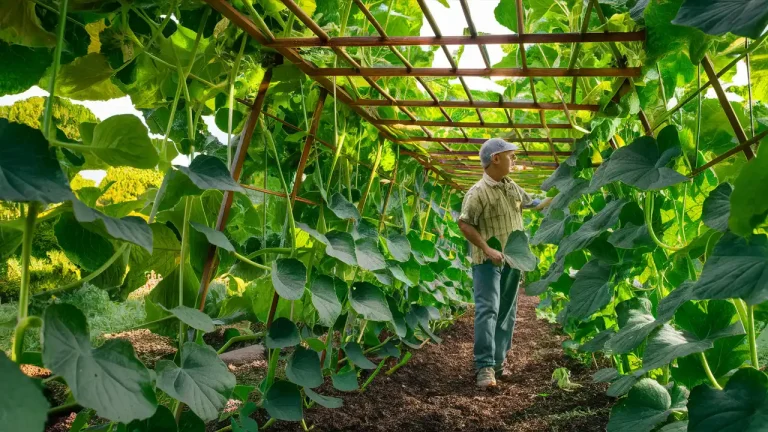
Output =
[{"x1": 472, "y1": 261, "x2": 521, "y2": 371}]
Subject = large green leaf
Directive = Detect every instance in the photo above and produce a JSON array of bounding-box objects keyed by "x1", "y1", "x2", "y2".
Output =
[
  {"x1": 0, "y1": 352, "x2": 49, "y2": 432},
  {"x1": 343, "y1": 342, "x2": 377, "y2": 369},
  {"x1": 125, "y1": 406, "x2": 178, "y2": 432},
  {"x1": 331, "y1": 369, "x2": 359, "y2": 392},
  {"x1": 160, "y1": 305, "x2": 215, "y2": 333},
  {"x1": 303, "y1": 388, "x2": 343, "y2": 409},
  {"x1": 175, "y1": 155, "x2": 244, "y2": 192},
  {"x1": 702, "y1": 183, "x2": 733, "y2": 232},
  {"x1": 567, "y1": 260, "x2": 613, "y2": 320},
  {"x1": 55, "y1": 213, "x2": 115, "y2": 272},
  {"x1": 271, "y1": 258, "x2": 307, "y2": 300},
  {"x1": 189, "y1": 222, "x2": 234, "y2": 252},
  {"x1": 156, "y1": 343, "x2": 236, "y2": 422},
  {"x1": 673, "y1": 0, "x2": 768, "y2": 39},
  {"x1": 285, "y1": 347, "x2": 323, "y2": 388},
  {"x1": 687, "y1": 367, "x2": 768, "y2": 431},
  {"x1": 0, "y1": 226, "x2": 23, "y2": 259},
  {"x1": 43, "y1": 304, "x2": 157, "y2": 423},
  {"x1": 46, "y1": 53, "x2": 124, "y2": 101},
  {"x1": 502, "y1": 230, "x2": 538, "y2": 271},
  {"x1": 325, "y1": 231, "x2": 357, "y2": 265},
  {"x1": 72, "y1": 200, "x2": 153, "y2": 253},
  {"x1": 608, "y1": 223, "x2": 654, "y2": 249},
  {"x1": 690, "y1": 233, "x2": 768, "y2": 305},
  {"x1": 607, "y1": 379, "x2": 688, "y2": 432},
  {"x1": 557, "y1": 199, "x2": 628, "y2": 260},
  {"x1": 309, "y1": 275, "x2": 342, "y2": 327},
  {"x1": 590, "y1": 129, "x2": 688, "y2": 191},
  {"x1": 672, "y1": 335, "x2": 750, "y2": 389},
  {"x1": 147, "y1": 263, "x2": 199, "y2": 310},
  {"x1": 642, "y1": 321, "x2": 743, "y2": 372},
  {"x1": 296, "y1": 222, "x2": 329, "y2": 247},
  {"x1": 89, "y1": 115, "x2": 159, "y2": 169},
  {"x1": 606, "y1": 299, "x2": 660, "y2": 354},
  {"x1": 266, "y1": 317, "x2": 300, "y2": 349},
  {"x1": 262, "y1": 381, "x2": 303, "y2": 421},
  {"x1": 531, "y1": 211, "x2": 571, "y2": 245},
  {"x1": 121, "y1": 223, "x2": 180, "y2": 297},
  {"x1": 355, "y1": 237, "x2": 386, "y2": 271},
  {"x1": 0, "y1": 119, "x2": 74, "y2": 204},
  {"x1": 729, "y1": 147, "x2": 768, "y2": 236},
  {"x1": 0, "y1": 1, "x2": 55, "y2": 47},
  {"x1": 385, "y1": 233, "x2": 411, "y2": 262},
  {"x1": 350, "y1": 282, "x2": 393, "y2": 322},
  {"x1": 328, "y1": 193, "x2": 360, "y2": 221},
  {"x1": 547, "y1": 178, "x2": 590, "y2": 215}
]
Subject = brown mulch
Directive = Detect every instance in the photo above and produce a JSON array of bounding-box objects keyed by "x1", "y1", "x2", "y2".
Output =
[
  {"x1": 263, "y1": 289, "x2": 613, "y2": 432},
  {"x1": 102, "y1": 329, "x2": 176, "y2": 368}
]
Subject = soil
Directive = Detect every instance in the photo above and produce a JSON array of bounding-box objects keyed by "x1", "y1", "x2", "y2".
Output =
[{"x1": 246, "y1": 289, "x2": 613, "y2": 432}]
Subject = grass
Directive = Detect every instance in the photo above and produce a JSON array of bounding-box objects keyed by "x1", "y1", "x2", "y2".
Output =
[{"x1": 1, "y1": 284, "x2": 146, "y2": 354}]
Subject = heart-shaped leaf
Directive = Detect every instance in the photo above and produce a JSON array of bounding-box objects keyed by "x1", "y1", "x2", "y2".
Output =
[
  {"x1": 702, "y1": 183, "x2": 733, "y2": 232},
  {"x1": 607, "y1": 379, "x2": 688, "y2": 432},
  {"x1": 286, "y1": 347, "x2": 323, "y2": 388},
  {"x1": 271, "y1": 258, "x2": 307, "y2": 301},
  {"x1": 160, "y1": 305, "x2": 215, "y2": 333},
  {"x1": 309, "y1": 275, "x2": 342, "y2": 327},
  {"x1": 72, "y1": 199, "x2": 153, "y2": 253},
  {"x1": 0, "y1": 352, "x2": 49, "y2": 432},
  {"x1": 355, "y1": 238, "x2": 386, "y2": 271},
  {"x1": 590, "y1": 128, "x2": 688, "y2": 191},
  {"x1": 350, "y1": 282, "x2": 393, "y2": 322},
  {"x1": 385, "y1": 233, "x2": 411, "y2": 262},
  {"x1": 688, "y1": 367, "x2": 768, "y2": 431},
  {"x1": 328, "y1": 193, "x2": 360, "y2": 221},
  {"x1": 325, "y1": 231, "x2": 357, "y2": 265},
  {"x1": 43, "y1": 304, "x2": 157, "y2": 423},
  {"x1": 90, "y1": 114, "x2": 159, "y2": 169},
  {"x1": 606, "y1": 299, "x2": 660, "y2": 354},
  {"x1": 55, "y1": 213, "x2": 115, "y2": 272},
  {"x1": 262, "y1": 380, "x2": 303, "y2": 421},
  {"x1": 567, "y1": 260, "x2": 613, "y2": 320},
  {"x1": 531, "y1": 211, "x2": 572, "y2": 245},
  {"x1": 190, "y1": 221, "x2": 234, "y2": 252},
  {"x1": 296, "y1": 222, "x2": 329, "y2": 247},
  {"x1": 557, "y1": 199, "x2": 628, "y2": 260},
  {"x1": 608, "y1": 223, "x2": 654, "y2": 249},
  {"x1": 728, "y1": 147, "x2": 768, "y2": 236},
  {"x1": 0, "y1": 119, "x2": 74, "y2": 204},
  {"x1": 125, "y1": 406, "x2": 178, "y2": 432},
  {"x1": 673, "y1": 0, "x2": 768, "y2": 39},
  {"x1": 266, "y1": 318, "x2": 300, "y2": 349},
  {"x1": 331, "y1": 369, "x2": 359, "y2": 392},
  {"x1": 304, "y1": 388, "x2": 343, "y2": 409},
  {"x1": 343, "y1": 342, "x2": 376, "y2": 369},
  {"x1": 175, "y1": 155, "x2": 244, "y2": 192},
  {"x1": 502, "y1": 230, "x2": 538, "y2": 271},
  {"x1": 156, "y1": 342, "x2": 236, "y2": 422}
]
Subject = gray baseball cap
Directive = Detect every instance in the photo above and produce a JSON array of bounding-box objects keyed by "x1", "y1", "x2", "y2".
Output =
[{"x1": 479, "y1": 138, "x2": 519, "y2": 168}]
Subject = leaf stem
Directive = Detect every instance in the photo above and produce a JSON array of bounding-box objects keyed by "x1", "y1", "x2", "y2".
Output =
[
  {"x1": 699, "y1": 352, "x2": 722, "y2": 390},
  {"x1": 17, "y1": 203, "x2": 40, "y2": 320},
  {"x1": 113, "y1": 0, "x2": 178, "y2": 75},
  {"x1": 385, "y1": 351, "x2": 411, "y2": 376},
  {"x1": 260, "y1": 119, "x2": 297, "y2": 254},
  {"x1": 360, "y1": 357, "x2": 387, "y2": 392},
  {"x1": 233, "y1": 252, "x2": 271, "y2": 271},
  {"x1": 11, "y1": 316, "x2": 42, "y2": 363},
  {"x1": 644, "y1": 192, "x2": 683, "y2": 251},
  {"x1": 245, "y1": 247, "x2": 292, "y2": 260},
  {"x1": 748, "y1": 305, "x2": 759, "y2": 369},
  {"x1": 42, "y1": 0, "x2": 69, "y2": 140},
  {"x1": 228, "y1": 36, "x2": 248, "y2": 167}
]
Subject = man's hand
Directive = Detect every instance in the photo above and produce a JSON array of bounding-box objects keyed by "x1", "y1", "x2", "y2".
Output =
[
  {"x1": 483, "y1": 247, "x2": 504, "y2": 266},
  {"x1": 534, "y1": 196, "x2": 553, "y2": 211}
]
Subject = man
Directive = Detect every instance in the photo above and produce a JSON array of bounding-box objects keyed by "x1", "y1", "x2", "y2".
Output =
[{"x1": 458, "y1": 138, "x2": 551, "y2": 390}]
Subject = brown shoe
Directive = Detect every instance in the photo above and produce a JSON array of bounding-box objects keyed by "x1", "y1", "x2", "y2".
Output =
[{"x1": 476, "y1": 367, "x2": 497, "y2": 390}]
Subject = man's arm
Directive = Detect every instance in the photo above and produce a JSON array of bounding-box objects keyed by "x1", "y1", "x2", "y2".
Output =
[{"x1": 458, "y1": 220, "x2": 504, "y2": 265}]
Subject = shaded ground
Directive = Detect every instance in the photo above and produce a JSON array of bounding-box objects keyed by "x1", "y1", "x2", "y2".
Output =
[{"x1": 260, "y1": 290, "x2": 612, "y2": 432}]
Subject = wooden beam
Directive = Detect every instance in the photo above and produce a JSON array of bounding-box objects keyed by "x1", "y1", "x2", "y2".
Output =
[
  {"x1": 309, "y1": 67, "x2": 642, "y2": 78},
  {"x1": 376, "y1": 119, "x2": 572, "y2": 129},
  {"x1": 349, "y1": 99, "x2": 599, "y2": 111},
  {"x1": 290, "y1": 89, "x2": 327, "y2": 202},
  {"x1": 701, "y1": 55, "x2": 755, "y2": 159},
  {"x1": 429, "y1": 151, "x2": 571, "y2": 157},
  {"x1": 261, "y1": 31, "x2": 647, "y2": 47},
  {"x1": 399, "y1": 137, "x2": 574, "y2": 144},
  {"x1": 196, "y1": 67, "x2": 273, "y2": 311},
  {"x1": 689, "y1": 129, "x2": 766, "y2": 177}
]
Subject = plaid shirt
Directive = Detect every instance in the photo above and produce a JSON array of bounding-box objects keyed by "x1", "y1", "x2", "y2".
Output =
[{"x1": 459, "y1": 173, "x2": 534, "y2": 265}]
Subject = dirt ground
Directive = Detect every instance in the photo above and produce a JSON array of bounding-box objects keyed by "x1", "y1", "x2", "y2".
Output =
[{"x1": 257, "y1": 290, "x2": 613, "y2": 432}]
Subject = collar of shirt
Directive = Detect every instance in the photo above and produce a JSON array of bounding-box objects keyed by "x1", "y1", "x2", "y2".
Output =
[{"x1": 482, "y1": 172, "x2": 510, "y2": 189}]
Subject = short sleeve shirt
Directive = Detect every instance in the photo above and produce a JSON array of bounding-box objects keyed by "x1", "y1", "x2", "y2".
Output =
[{"x1": 459, "y1": 173, "x2": 533, "y2": 265}]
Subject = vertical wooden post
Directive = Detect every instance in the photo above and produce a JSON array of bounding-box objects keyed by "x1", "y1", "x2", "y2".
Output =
[
  {"x1": 357, "y1": 137, "x2": 384, "y2": 213},
  {"x1": 196, "y1": 67, "x2": 274, "y2": 311},
  {"x1": 701, "y1": 55, "x2": 755, "y2": 160},
  {"x1": 290, "y1": 89, "x2": 328, "y2": 203}
]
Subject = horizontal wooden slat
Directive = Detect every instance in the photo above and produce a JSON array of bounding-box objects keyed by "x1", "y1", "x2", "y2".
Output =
[
  {"x1": 350, "y1": 99, "x2": 599, "y2": 111},
  {"x1": 399, "y1": 137, "x2": 574, "y2": 144},
  {"x1": 262, "y1": 30, "x2": 646, "y2": 47},
  {"x1": 377, "y1": 120, "x2": 572, "y2": 129},
  {"x1": 309, "y1": 67, "x2": 642, "y2": 78}
]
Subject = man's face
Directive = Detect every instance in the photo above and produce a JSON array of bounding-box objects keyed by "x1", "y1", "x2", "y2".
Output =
[{"x1": 493, "y1": 150, "x2": 517, "y2": 173}]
